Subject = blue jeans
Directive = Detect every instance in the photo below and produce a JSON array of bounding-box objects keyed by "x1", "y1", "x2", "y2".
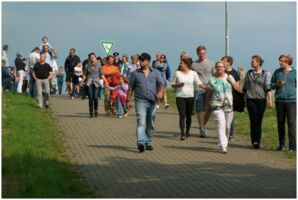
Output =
[
  {"x1": 88, "y1": 84, "x2": 99, "y2": 113},
  {"x1": 29, "y1": 70, "x2": 36, "y2": 97},
  {"x1": 58, "y1": 80, "x2": 63, "y2": 95},
  {"x1": 195, "y1": 90, "x2": 206, "y2": 112},
  {"x1": 135, "y1": 100, "x2": 157, "y2": 146},
  {"x1": 116, "y1": 96, "x2": 128, "y2": 116}
]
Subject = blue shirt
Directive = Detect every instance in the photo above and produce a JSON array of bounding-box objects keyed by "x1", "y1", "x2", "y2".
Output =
[{"x1": 129, "y1": 67, "x2": 165, "y2": 103}]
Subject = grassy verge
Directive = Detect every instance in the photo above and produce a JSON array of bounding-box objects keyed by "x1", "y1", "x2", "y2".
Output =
[
  {"x1": 2, "y1": 92, "x2": 95, "y2": 197},
  {"x1": 167, "y1": 89, "x2": 295, "y2": 159}
]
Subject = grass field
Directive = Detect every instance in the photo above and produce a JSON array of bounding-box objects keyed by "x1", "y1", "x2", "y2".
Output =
[
  {"x1": 2, "y1": 92, "x2": 95, "y2": 198},
  {"x1": 166, "y1": 89, "x2": 295, "y2": 159}
]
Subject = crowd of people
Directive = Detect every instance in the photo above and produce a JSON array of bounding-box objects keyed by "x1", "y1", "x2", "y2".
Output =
[{"x1": 1, "y1": 37, "x2": 296, "y2": 154}]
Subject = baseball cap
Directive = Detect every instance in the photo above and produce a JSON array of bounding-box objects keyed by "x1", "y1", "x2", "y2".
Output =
[{"x1": 113, "y1": 52, "x2": 119, "y2": 56}]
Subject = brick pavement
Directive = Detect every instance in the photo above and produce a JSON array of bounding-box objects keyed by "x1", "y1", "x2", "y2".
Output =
[{"x1": 51, "y1": 95, "x2": 296, "y2": 198}]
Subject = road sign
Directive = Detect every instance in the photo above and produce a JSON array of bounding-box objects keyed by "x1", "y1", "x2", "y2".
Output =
[{"x1": 100, "y1": 41, "x2": 114, "y2": 55}]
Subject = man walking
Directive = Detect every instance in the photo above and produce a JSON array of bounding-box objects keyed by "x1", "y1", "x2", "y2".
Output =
[
  {"x1": 126, "y1": 53, "x2": 165, "y2": 152},
  {"x1": 64, "y1": 48, "x2": 80, "y2": 98},
  {"x1": 191, "y1": 45, "x2": 215, "y2": 137},
  {"x1": 33, "y1": 53, "x2": 53, "y2": 109},
  {"x1": 28, "y1": 47, "x2": 40, "y2": 97}
]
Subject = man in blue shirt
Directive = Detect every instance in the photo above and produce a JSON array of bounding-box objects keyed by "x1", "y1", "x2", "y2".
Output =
[{"x1": 126, "y1": 53, "x2": 165, "y2": 152}]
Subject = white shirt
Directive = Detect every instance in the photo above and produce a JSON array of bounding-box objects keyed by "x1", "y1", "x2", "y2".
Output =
[
  {"x1": 172, "y1": 70, "x2": 203, "y2": 98},
  {"x1": 74, "y1": 66, "x2": 83, "y2": 77},
  {"x1": 28, "y1": 52, "x2": 40, "y2": 69}
]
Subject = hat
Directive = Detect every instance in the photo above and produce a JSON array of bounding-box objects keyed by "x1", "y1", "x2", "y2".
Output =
[
  {"x1": 16, "y1": 52, "x2": 23, "y2": 57},
  {"x1": 113, "y1": 52, "x2": 119, "y2": 56},
  {"x1": 139, "y1": 53, "x2": 151, "y2": 62}
]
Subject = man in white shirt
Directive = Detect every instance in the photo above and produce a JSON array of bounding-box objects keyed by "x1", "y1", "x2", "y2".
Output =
[{"x1": 28, "y1": 47, "x2": 40, "y2": 97}]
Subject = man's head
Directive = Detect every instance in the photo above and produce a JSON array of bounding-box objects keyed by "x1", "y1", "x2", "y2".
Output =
[
  {"x1": 69, "y1": 48, "x2": 76, "y2": 57},
  {"x1": 196, "y1": 45, "x2": 207, "y2": 61},
  {"x1": 3, "y1": 45, "x2": 8, "y2": 51},
  {"x1": 131, "y1": 54, "x2": 138, "y2": 64},
  {"x1": 139, "y1": 53, "x2": 151, "y2": 67},
  {"x1": 40, "y1": 53, "x2": 46, "y2": 63},
  {"x1": 156, "y1": 52, "x2": 162, "y2": 61},
  {"x1": 113, "y1": 52, "x2": 119, "y2": 60},
  {"x1": 43, "y1": 45, "x2": 49, "y2": 52},
  {"x1": 16, "y1": 52, "x2": 23, "y2": 58},
  {"x1": 88, "y1": 52, "x2": 97, "y2": 63}
]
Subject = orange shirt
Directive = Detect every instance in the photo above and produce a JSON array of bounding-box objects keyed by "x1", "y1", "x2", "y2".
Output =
[{"x1": 102, "y1": 64, "x2": 119, "y2": 84}]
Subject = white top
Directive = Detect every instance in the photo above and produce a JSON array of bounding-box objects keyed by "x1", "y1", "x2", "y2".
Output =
[
  {"x1": 172, "y1": 70, "x2": 203, "y2": 98},
  {"x1": 74, "y1": 66, "x2": 83, "y2": 77},
  {"x1": 28, "y1": 52, "x2": 40, "y2": 69}
]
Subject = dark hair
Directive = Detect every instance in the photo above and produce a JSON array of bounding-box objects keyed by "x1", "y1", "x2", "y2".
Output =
[
  {"x1": 107, "y1": 55, "x2": 114, "y2": 60},
  {"x1": 181, "y1": 58, "x2": 193, "y2": 69},
  {"x1": 96, "y1": 56, "x2": 102, "y2": 61},
  {"x1": 196, "y1": 45, "x2": 206, "y2": 54},
  {"x1": 139, "y1": 53, "x2": 151, "y2": 62},
  {"x1": 70, "y1": 48, "x2": 76, "y2": 52},
  {"x1": 88, "y1": 52, "x2": 96, "y2": 58},
  {"x1": 32, "y1": 47, "x2": 40, "y2": 53},
  {"x1": 221, "y1": 56, "x2": 233, "y2": 66},
  {"x1": 252, "y1": 55, "x2": 264, "y2": 66},
  {"x1": 3, "y1": 45, "x2": 8, "y2": 51}
]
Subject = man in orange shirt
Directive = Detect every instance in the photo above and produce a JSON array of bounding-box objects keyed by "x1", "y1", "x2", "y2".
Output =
[{"x1": 102, "y1": 55, "x2": 120, "y2": 116}]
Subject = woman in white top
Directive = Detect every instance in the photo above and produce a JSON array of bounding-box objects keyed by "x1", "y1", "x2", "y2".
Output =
[{"x1": 172, "y1": 58, "x2": 204, "y2": 140}]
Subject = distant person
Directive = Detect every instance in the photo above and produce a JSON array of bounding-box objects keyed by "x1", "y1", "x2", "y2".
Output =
[
  {"x1": 191, "y1": 45, "x2": 215, "y2": 137},
  {"x1": 271, "y1": 54, "x2": 296, "y2": 152},
  {"x1": 72, "y1": 60, "x2": 84, "y2": 98},
  {"x1": 205, "y1": 61, "x2": 238, "y2": 154},
  {"x1": 28, "y1": 47, "x2": 40, "y2": 97},
  {"x1": 2, "y1": 45, "x2": 13, "y2": 90},
  {"x1": 221, "y1": 56, "x2": 241, "y2": 141},
  {"x1": 102, "y1": 55, "x2": 120, "y2": 116},
  {"x1": 64, "y1": 48, "x2": 80, "y2": 98},
  {"x1": 21, "y1": 58, "x2": 29, "y2": 93},
  {"x1": 129, "y1": 54, "x2": 140, "y2": 72},
  {"x1": 40, "y1": 36, "x2": 58, "y2": 59},
  {"x1": 243, "y1": 55, "x2": 273, "y2": 149},
  {"x1": 177, "y1": 51, "x2": 191, "y2": 71},
  {"x1": 83, "y1": 52, "x2": 103, "y2": 118},
  {"x1": 113, "y1": 52, "x2": 122, "y2": 69},
  {"x1": 56, "y1": 67, "x2": 64, "y2": 95},
  {"x1": 171, "y1": 58, "x2": 203, "y2": 140},
  {"x1": 2, "y1": 45, "x2": 9, "y2": 67},
  {"x1": 15, "y1": 52, "x2": 27, "y2": 94},
  {"x1": 126, "y1": 53, "x2": 165, "y2": 152},
  {"x1": 120, "y1": 54, "x2": 131, "y2": 78},
  {"x1": 33, "y1": 53, "x2": 53, "y2": 109}
]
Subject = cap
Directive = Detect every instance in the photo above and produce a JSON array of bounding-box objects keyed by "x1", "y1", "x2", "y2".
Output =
[
  {"x1": 16, "y1": 52, "x2": 23, "y2": 57},
  {"x1": 113, "y1": 52, "x2": 119, "y2": 56},
  {"x1": 139, "y1": 53, "x2": 151, "y2": 62}
]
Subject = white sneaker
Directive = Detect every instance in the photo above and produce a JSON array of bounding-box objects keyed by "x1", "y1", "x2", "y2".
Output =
[
  {"x1": 156, "y1": 105, "x2": 160, "y2": 109},
  {"x1": 164, "y1": 104, "x2": 170, "y2": 109},
  {"x1": 221, "y1": 147, "x2": 228, "y2": 154}
]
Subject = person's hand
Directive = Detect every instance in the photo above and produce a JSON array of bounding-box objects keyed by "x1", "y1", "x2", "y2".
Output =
[
  {"x1": 276, "y1": 79, "x2": 284, "y2": 88},
  {"x1": 156, "y1": 91, "x2": 163, "y2": 100},
  {"x1": 268, "y1": 100, "x2": 273, "y2": 109},
  {"x1": 126, "y1": 101, "x2": 132, "y2": 109},
  {"x1": 227, "y1": 75, "x2": 236, "y2": 85}
]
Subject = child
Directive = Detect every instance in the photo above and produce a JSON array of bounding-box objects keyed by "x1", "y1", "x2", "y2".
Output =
[
  {"x1": 72, "y1": 60, "x2": 83, "y2": 98},
  {"x1": 56, "y1": 67, "x2": 65, "y2": 95},
  {"x1": 108, "y1": 76, "x2": 129, "y2": 118}
]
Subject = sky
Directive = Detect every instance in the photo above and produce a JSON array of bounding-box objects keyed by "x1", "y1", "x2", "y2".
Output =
[{"x1": 2, "y1": 1, "x2": 296, "y2": 75}]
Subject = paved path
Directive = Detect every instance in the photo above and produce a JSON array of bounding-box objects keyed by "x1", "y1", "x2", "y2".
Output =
[{"x1": 51, "y1": 95, "x2": 296, "y2": 198}]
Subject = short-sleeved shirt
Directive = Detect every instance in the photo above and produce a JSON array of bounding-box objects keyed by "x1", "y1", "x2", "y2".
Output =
[
  {"x1": 102, "y1": 64, "x2": 120, "y2": 84},
  {"x1": 33, "y1": 62, "x2": 52, "y2": 79},
  {"x1": 56, "y1": 71, "x2": 64, "y2": 82},
  {"x1": 172, "y1": 70, "x2": 202, "y2": 98},
  {"x1": 129, "y1": 67, "x2": 165, "y2": 103},
  {"x1": 208, "y1": 74, "x2": 234, "y2": 112},
  {"x1": 191, "y1": 59, "x2": 215, "y2": 92}
]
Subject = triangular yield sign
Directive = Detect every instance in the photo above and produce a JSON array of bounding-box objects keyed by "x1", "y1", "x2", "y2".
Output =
[{"x1": 100, "y1": 41, "x2": 114, "y2": 55}]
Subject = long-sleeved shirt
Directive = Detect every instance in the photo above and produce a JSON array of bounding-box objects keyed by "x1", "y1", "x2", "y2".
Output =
[
  {"x1": 243, "y1": 69, "x2": 271, "y2": 100},
  {"x1": 109, "y1": 83, "x2": 129, "y2": 97},
  {"x1": 270, "y1": 67, "x2": 296, "y2": 102}
]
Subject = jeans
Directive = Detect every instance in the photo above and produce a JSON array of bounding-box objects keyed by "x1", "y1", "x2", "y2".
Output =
[
  {"x1": 195, "y1": 90, "x2": 206, "y2": 112},
  {"x1": 58, "y1": 80, "x2": 63, "y2": 95},
  {"x1": 117, "y1": 96, "x2": 128, "y2": 116},
  {"x1": 275, "y1": 102, "x2": 296, "y2": 148},
  {"x1": 246, "y1": 99, "x2": 267, "y2": 145},
  {"x1": 229, "y1": 114, "x2": 235, "y2": 137},
  {"x1": 135, "y1": 100, "x2": 157, "y2": 146},
  {"x1": 29, "y1": 70, "x2": 36, "y2": 97},
  {"x1": 88, "y1": 84, "x2": 99, "y2": 114},
  {"x1": 35, "y1": 79, "x2": 50, "y2": 108},
  {"x1": 104, "y1": 87, "x2": 112, "y2": 114},
  {"x1": 176, "y1": 97, "x2": 194, "y2": 136},
  {"x1": 213, "y1": 109, "x2": 234, "y2": 148}
]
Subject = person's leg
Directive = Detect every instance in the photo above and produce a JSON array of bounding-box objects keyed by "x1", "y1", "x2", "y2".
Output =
[
  {"x1": 116, "y1": 96, "x2": 122, "y2": 117},
  {"x1": 286, "y1": 102, "x2": 296, "y2": 150},
  {"x1": 185, "y1": 97, "x2": 194, "y2": 137},
  {"x1": 225, "y1": 111, "x2": 234, "y2": 144},
  {"x1": 246, "y1": 99, "x2": 258, "y2": 146},
  {"x1": 43, "y1": 79, "x2": 50, "y2": 108},
  {"x1": 135, "y1": 100, "x2": 148, "y2": 151},
  {"x1": 120, "y1": 95, "x2": 128, "y2": 114},
  {"x1": 256, "y1": 101, "x2": 266, "y2": 146},
  {"x1": 17, "y1": 70, "x2": 24, "y2": 93},
  {"x1": 213, "y1": 109, "x2": 227, "y2": 152},
  {"x1": 58, "y1": 81, "x2": 62, "y2": 95},
  {"x1": 275, "y1": 102, "x2": 286, "y2": 148},
  {"x1": 104, "y1": 87, "x2": 111, "y2": 114},
  {"x1": 88, "y1": 85, "x2": 94, "y2": 117},
  {"x1": 145, "y1": 101, "x2": 157, "y2": 147},
  {"x1": 94, "y1": 86, "x2": 99, "y2": 117},
  {"x1": 176, "y1": 97, "x2": 186, "y2": 138},
  {"x1": 229, "y1": 115, "x2": 235, "y2": 139},
  {"x1": 35, "y1": 79, "x2": 43, "y2": 108},
  {"x1": 196, "y1": 91, "x2": 207, "y2": 136}
]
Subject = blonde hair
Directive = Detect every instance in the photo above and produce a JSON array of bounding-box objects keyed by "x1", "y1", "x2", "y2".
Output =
[
  {"x1": 215, "y1": 60, "x2": 225, "y2": 68},
  {"x1": 279, "y1": 54, "x2": 293, "y2": 65}
]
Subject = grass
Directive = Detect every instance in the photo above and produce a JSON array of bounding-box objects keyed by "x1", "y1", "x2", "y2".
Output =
[
  {"x1": 166, "y1": 89, "x2": 295, "y2": 159},
  {"x1": 2, "y1": 92, "x2": 95, "y2": 198}
]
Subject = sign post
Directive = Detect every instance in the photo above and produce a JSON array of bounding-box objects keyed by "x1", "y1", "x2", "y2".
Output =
[{"x1": 100, "y1": 41, "x2": 115, "y2": 56}]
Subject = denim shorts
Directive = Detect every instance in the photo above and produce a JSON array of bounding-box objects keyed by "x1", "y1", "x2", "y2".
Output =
[{"x1": 195, "y1": 91, "x2": 206, "y2": 112}]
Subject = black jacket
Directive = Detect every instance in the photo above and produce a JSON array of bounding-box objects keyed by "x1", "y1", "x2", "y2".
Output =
[
  {"x1": 64, "y1": 55, "x2": 80, "y2": 73},
  {"x1": 15, "y1": 57, "x2": 26, "y2": 71}
]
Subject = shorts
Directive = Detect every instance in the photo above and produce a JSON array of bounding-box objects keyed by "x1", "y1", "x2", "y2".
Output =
[
  {"x1": 66, "y1": 71, "x2": 74, "y2": 82},
  {"x1": 195, "y1": 90, "x2": 206, "y2": 112}
]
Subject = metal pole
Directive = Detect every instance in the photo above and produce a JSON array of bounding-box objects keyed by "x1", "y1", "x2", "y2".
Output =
[{"x1": 225, "y1": 1, "x2": 229, "y2": 56}]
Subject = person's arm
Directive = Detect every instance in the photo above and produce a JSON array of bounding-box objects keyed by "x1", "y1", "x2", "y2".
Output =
[
  {"x1": 267, "y1": 91, "x2": 273, "y2": 108},
  {"x1": 171, "y1": 72, "x2": 183, "y2": 89},
  {"x1": 205, "y1": 88, "x2": 212, "y2": 113},
  {"x1": 270, "y1": 70, "x2": 278, "y2": 90},
  {"x1": 156, "y1": 71, "x2": 165, "y2": 100},
  {"x1": 227, "y1": 75, "x2": 239, "y2": 91},
  {"x1": 264, "y1": 71, "x2": 273, "y2": 108}
]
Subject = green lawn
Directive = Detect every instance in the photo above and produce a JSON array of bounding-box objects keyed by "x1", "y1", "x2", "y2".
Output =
[
  {"x1": 2, "y1": 92, "x2": 95, "y2": 198},
  {"x1": 167, "y1": 89, "x2": 295, "y2": 159}
]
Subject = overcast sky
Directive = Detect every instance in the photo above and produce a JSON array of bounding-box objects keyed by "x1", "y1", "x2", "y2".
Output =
[{"x1": 2, "y1": 1, "x2": 296, "y2": 74}]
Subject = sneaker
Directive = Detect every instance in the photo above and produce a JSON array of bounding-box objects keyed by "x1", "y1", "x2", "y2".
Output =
[
  {"x1": 229, "y1": 136, "x2": 234, "y2": 141},
  {"x1": 253, "y1": 142, "x2": 260, "y2": 149},
  {"x1": 90, "y1": 113, "x2": 94, "y2": 118},
  {"x1": 180, "y1": 135, "x2": 186, "y2": 140},
  {"x1": 124, "y1": 112, "x2": 128, "y2": 117},
  {"x1": 289, "y1": 146, "x2": 296, "y2": 152},
  {"x1": 221, "y1": 147, "x2": 228, "y2": 154},
  {"x1": 138, "y1": 144, "x2": 145, "y2": 152},
  {"x1": 164, "y1": 104, "x2": 170, "y2": 109},
  {"x1": 156, "y1": 104, "x2": 160, "y2": 109},
  {"x1": 146, "y1": 145, "x2": 154, "y2": 151},
  {"x1": 276, "y1": 144, "x2": 286, "y2": 151},
  {"x1": 199, "y1": 128, "x2": 206, "y2": 138},
  {"x1": 94, "y1": 112, "x2": 98, "y2": 117},
  {"x1": 70, "y1": 96, "x2": 74, "y2": 100},
  {"x1": 118, "y1": 115, "x2": 123, "y2": 119},
  {"x1": 186, "y1": 133, "x2": 191, "y2": 138}
]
